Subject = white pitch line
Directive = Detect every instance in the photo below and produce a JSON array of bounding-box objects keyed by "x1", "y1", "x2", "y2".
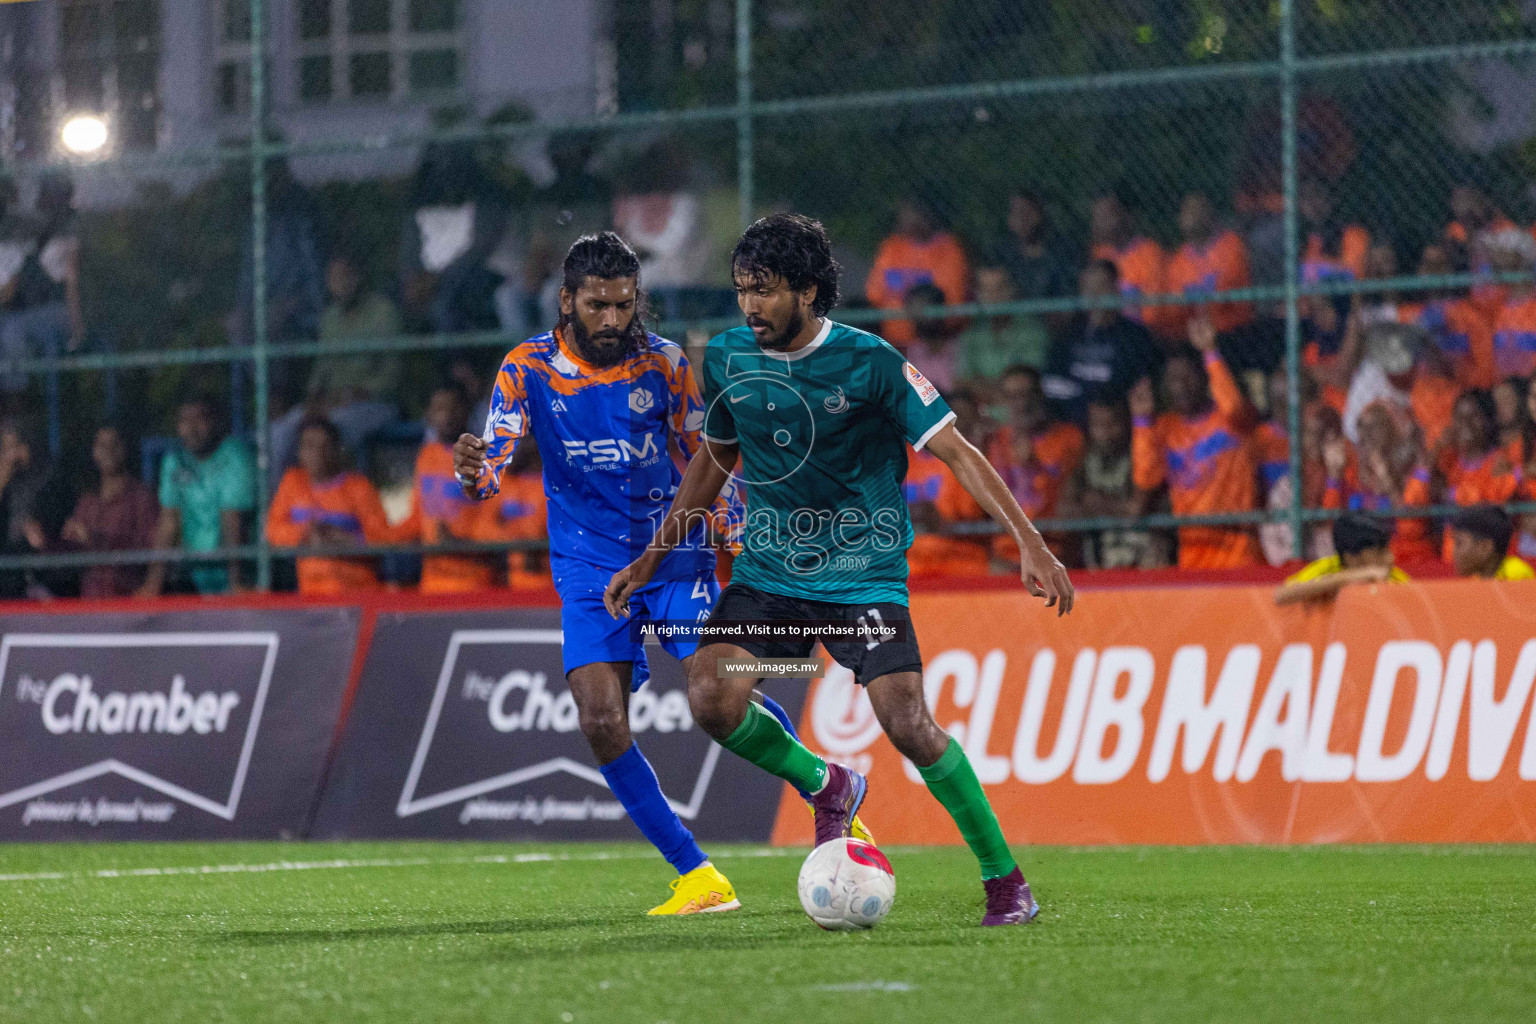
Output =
[{"x1": 0, "y1": 846, "x2": 805, "y2": 884}]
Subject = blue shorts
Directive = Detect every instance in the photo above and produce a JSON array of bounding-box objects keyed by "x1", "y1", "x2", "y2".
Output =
[{"x1": 553, "y1": 557, "x2": 720, "y2": 691}]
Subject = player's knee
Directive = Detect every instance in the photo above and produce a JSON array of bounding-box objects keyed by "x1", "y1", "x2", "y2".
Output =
[
  {"x1": 879, "y1": 702, "x2": 946, "y2": 763},
  {"x1": 578, "y1": 701, "x2": 630, "y2": 756},
  {"x1": 687, "y1": 683, "x2": 740, "y2": 740}
]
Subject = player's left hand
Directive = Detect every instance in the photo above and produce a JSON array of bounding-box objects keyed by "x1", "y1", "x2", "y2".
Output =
[{"x1": 1020, "y1": 536, "x2": 1074, "y2": 616}]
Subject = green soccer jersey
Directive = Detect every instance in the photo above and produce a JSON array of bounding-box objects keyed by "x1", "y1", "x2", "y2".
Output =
[{"x1": 701, "y1": 319, "x2": 956, "y2": 605}]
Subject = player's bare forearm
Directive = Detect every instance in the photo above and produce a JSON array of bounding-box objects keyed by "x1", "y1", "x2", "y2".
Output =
[
  {"x1": 925, "y1": 421, "x2": 1074, "y2": 614},
  {"x1": 1274, "y1": 566, "x2": 1388, "y2": 606},
  {"x1": 925, "y1": 423, "x2": 1040, "y2": 551},
  {"x1": 605, "y1": 436, "x2": 736, "y2": 618},
  {"x1": 645, "y1": 436, "x2": 737, "y2": 568}
]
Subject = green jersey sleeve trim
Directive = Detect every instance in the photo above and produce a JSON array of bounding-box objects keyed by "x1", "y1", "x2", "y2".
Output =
[{"x1": 912, "y1": 409, "x2": 957, "y2": 451}]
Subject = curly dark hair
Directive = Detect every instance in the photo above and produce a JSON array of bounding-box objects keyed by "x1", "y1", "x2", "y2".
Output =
[{"x1": 731, "y1": 213, "x2": 841, "y2": 316}]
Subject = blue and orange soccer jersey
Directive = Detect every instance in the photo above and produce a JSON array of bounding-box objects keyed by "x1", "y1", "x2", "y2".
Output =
[
  {"x1": 1438, "y1": 445, "x2": 1520, "y2": 562},
  {"x1": 1303, "y1": 227, "x2": 1370, "y2": 284},
  {"x1": 266, "y1": 467, "x2": 393, "y2": 594},
  {"x1": 985, "y1": 421, "x2": 1085, "y2": 522},
  {"x1": 482, "y1": 469, "x2": 551, "y2": 589},
  {"x1": 1493, "y1": 293, "x2": 1536, "y2": 380},
  {"x1": 1252, "y1": 420, "x2": 1291, "y2": 496},
  {"x1": 396, "y1": 440, "x2": 501, "y2": 593},
  {"x1": 1397, "y1": 299, "x2": 1495, "y2": 390},
  {"x1": 1446, "y1": 216, "x2": 1519, "y2": 321},
  {"x1": 1323, "y1": 465, "x2": 1439, "y2": 565},
  {"x1": 471, "y1": 329, "x2": 727, "y2": 579},
  {"x1": 1163, "y1": 229, "x2": 1254, "y2": 338},
  {"x1": 1133, "y1": 351, "x2": 1260, "y2": 569},
  {"x1": 1093, "y1": 237, "x2": 1166, "y2": 330}
]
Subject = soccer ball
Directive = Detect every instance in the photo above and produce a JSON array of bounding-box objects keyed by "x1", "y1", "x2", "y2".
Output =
[{"x1": 797, "y1": 838, "x2": 895, "y2": 931}]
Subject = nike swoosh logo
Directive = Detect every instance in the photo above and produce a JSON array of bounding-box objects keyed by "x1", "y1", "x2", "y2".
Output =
[{"x1": 729, "y1": 393, "x2": 751, "y2": 403}]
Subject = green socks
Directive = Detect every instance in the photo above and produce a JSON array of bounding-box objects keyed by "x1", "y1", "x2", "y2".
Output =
[
  {"x1": 721, "y1": 713, "x2": 1013, "y2": 880},
  {"x1": 918, "y1": 738, "x2": 1017, "y2": 880},
  {"x1": 720, "y1": 701, "x2": 829, "y2": 795}
]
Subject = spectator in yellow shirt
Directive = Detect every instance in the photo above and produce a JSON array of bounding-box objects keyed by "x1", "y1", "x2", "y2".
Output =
[
  {"x1": 1449, "y1": 504, "x2": 1536, "y2": 580},
  {"x1": 1276, "y1": 512, "x2": 1408, "y2": 605}
]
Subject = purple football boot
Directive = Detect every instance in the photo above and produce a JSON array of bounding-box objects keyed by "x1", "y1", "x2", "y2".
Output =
[
  {"x1": 981, "y1": 867, "x2": 1040, "y2": 926},
  {"x1": 809, "y1": 762, "x2": 868, "y2": 847}
]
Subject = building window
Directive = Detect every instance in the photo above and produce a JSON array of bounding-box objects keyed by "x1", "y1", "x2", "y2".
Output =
[
  {"x1": 58, "y1": 0, "x2": 163, "y2": 152},
  {"x1": 296, "y1": 0, "x2": 464, "y2": 106}
]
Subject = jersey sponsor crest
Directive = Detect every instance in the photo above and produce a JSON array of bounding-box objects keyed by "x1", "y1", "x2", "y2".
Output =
[
  {"x1": 903, "y1": 362, "x2": 939, "y2": 406},
  {"x1": 629, "y1": 385, "x2": 657, "y2": 414}
]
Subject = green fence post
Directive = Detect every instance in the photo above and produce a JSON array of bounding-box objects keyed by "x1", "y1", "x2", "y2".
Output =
[
  {"x1": 250, "y1": 0, "x2": 272, "y2": 591},
  {"x1": 736, "y1": 0, "x2": 753, "y2": 230},
  {"x1": 1281, "y1": 0, "x2": 1303, "y2": 561}
]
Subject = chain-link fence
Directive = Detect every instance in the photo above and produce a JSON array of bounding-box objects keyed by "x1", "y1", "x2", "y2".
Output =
[{"x1": 0, "y1": 0, "x2": 1534, "y2": 590}]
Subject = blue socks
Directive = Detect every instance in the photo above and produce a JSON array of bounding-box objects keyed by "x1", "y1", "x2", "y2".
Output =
[
  {"x1": 757, "y1": 693, "x2": 811, "y2": 801},
  {"x1": 598, "y1": 743, "x2": 707, "y2": 876}
]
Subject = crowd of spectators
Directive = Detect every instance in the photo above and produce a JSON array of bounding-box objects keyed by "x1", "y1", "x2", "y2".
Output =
[
  {"x1": 882, "y1": 181, "x2": 1536, "y2": 581},
  {"x1": 5, "y1": 153, "x2": 1536, "y2": 598}
]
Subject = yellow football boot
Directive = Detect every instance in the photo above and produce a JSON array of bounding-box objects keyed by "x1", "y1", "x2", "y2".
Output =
[
  {"x1": 850, "y1": 813, "x2": 876, "y2": 846},
  {"x1": 646, "y1": 862, "x2": 741, "y2": 916}
]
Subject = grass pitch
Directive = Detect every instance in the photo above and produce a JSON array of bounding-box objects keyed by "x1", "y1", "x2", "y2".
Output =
[{"x1": 2, "y1": 842, "x2": 1534, "y2": 1024}]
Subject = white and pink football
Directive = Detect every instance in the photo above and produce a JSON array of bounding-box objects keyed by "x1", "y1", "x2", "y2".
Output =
[{"x1": 797, "y1": 838, "x2": 896, "y2": 931}]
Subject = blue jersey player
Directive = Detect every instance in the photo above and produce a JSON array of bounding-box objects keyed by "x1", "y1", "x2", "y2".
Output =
[{"x1": 452, "y1": 233, "x2": 849, "y2": 915}]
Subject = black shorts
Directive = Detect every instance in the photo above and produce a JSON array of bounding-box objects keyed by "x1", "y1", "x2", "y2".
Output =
[{"x1": 702, "y1": 582, "x2": 923, "y2": 686}]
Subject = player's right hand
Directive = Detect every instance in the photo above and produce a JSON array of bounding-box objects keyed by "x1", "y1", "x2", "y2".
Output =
[
  {"x1": 604, "y1": 559, "x2": 653, "y2": 620},
  {"x1": 453, "y1": 433, "x2": 487, "y2": 488}
]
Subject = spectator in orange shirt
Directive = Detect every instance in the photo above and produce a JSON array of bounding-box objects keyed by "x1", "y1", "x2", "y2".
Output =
[
  {"x1": 864, "y1": 196, "x2": 969, "y2": 347},
  {"x1": 396, "y1": 384, "x2": 500, "y2": 593},
  {"x1": 1300, "y1": 179, "x2": 1369, "y2": 283},
  {"x1": 987, "y1": 365, "x2": 1086, "y2": 564},
  {"x1": 1491, "y1": 238, "x2": 1536, "y2": 380},
  {"x1": 1090, "y1": 192, "x2": 1165, "y2": 333},
  {"x1": 1447, "y1": 183, "x2": 1519, "y2": 321},
  {"x1": 1163, "y1": 192, "x2": 1254, "y2": 341},
  {"x1": 1130, "y1": 316, "x2": 1260, "y2": 569},
  {"x1": 1437, "y1": 389, "x2": 1518, "y2": 560},
  {"x1": 483, "y1": 435, "x2": 549, "y2": 590},
  {"x1": 1397, "y1": 243, "x2": 1495, "y2": 391},
  {"x1": 1322, "y1": 403, "x2": 1438, "y2": 565},
  {"x1": 265, "y1": 416, "x2": 392, "y2": 594},
  {"x1": 906, "y1": 389, "x2": 990, "y2": 577},
  {"x1": 986, "y1": 365, "x2": 1085, "y2": 522}
]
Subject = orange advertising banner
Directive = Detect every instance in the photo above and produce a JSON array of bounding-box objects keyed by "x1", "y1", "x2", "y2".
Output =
[{"x1": 771, "y1": 579, "x2": 1536, "y2": 845}]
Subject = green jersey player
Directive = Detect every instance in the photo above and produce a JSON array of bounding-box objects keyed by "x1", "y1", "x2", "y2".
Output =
[{"x1": 605, "y1": 213, "x2": 1073, "y2": 926}]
